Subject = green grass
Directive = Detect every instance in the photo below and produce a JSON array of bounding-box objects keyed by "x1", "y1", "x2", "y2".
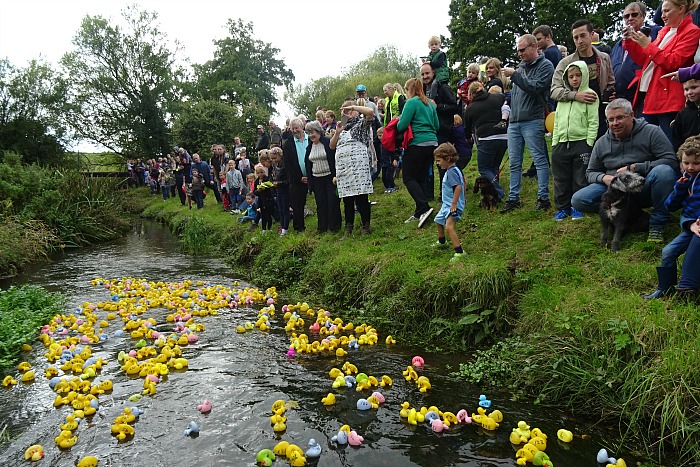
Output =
[
  {"x1": 135, "y1": 148, "x2": 700, "y2": 465},
  {"x1": 0, "y1": 286, "x2": 65, "y2": 373}
]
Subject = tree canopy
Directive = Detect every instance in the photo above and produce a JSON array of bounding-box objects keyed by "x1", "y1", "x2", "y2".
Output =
[
  {"x1": 286, "y1": 45, "x2": 419, "y2": 117},
  {"x1": 0, "y1": 58, "x2": 66, "y2": 164},
  {"x1": 446, "y1": 0, "x2": 656, "y2": 78},
  {"x1": 60, "y1": 5, "x2": 184, "y2": 158},
  {"x1": 192, "y1": 19, "x2": 295, "y2": 114}
]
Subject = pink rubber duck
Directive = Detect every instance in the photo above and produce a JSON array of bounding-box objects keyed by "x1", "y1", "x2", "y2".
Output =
[
  {"x1": 347, "y1": 431, "x2": 364, "y2": 446},
  {"x1": 456, "y1": 409, "x2": 472, "y2": 424},
  {"x1": 197, "y1": 399, "x2": 212, "y2": 413},
  {"x1": 431, "y1": 419, "x2": 448, "y2": 433},
  {"x1": 412, "y1": 356, "x2": 425, "y2": 367}
]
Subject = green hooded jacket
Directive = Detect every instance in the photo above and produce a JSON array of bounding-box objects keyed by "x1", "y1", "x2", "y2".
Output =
[{"x1": 552, "y1": 60, "x2": 599, "y2": 147}]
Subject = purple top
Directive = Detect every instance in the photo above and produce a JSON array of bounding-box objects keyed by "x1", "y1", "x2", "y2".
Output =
[{"x1": 678, "y1": 63, "x2": 700, "y2": 83}]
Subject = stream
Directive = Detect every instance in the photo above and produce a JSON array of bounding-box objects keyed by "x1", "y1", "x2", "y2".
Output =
[{"x1": 0, "y1": 220, "x2": 638, "y2": 466}]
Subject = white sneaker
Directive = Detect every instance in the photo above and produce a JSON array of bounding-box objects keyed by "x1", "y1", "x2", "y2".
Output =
[
  {"x1": 418, "y1": 208, "x2": 434, "y2": 228},
  {"x1": 404, "y1": 215, "x2": 418, "y2": 224}
]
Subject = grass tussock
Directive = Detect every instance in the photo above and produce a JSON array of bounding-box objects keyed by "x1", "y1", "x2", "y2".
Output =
[{"x1": 135, "y1": 148, "x2": 700, "y2": 464}]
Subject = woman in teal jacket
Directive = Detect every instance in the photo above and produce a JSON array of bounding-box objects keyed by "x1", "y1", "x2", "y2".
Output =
[{"x1": 397, "y1": 77, "x2": 439, "y2": 226}]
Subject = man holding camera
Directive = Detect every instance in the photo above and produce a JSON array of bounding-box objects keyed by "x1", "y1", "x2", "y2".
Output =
[
  {"x1": 611, "y1": 2, "x2": 661, "y2": 105},
  {"x1": 551, "y1": 19, "x2": 615, "y2": 140}
]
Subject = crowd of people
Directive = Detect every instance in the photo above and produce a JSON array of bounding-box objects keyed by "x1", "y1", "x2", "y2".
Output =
[{"x1": 126, "y1": 0, "x2": 700, "y2": 295}]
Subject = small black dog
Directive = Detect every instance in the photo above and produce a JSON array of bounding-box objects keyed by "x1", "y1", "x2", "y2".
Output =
[
  {"x1": 473, "y1": 176, "x2": 498, "y2": 210},
  {"x1": 599, "y1": 171, "x2": 647, "y2": 252}
]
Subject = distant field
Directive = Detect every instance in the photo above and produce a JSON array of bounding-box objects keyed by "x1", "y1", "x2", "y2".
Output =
[{"x1": 66, "y1": 152, "x2": 124, "y2": 172}]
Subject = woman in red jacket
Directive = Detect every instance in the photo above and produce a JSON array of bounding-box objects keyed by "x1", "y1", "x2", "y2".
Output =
[{"x1": 625, "y1": 0, "x2": 700, "y2": 142}]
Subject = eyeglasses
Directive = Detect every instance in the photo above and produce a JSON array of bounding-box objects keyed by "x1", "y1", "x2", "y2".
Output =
[
  {"x1": 624, "y1": 11, "x2": 640, "y2": 18},
  {"x1": 517, "y1": 44, "x2": 533, "y2": 53},
  {"x1": 606, "y1": 115, "x2": 631, "y2": 123}
]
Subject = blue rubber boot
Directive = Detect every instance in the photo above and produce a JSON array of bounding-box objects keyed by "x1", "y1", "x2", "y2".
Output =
[{"x1": 643, "y1": 266, "x2": 677, "y2": 299}]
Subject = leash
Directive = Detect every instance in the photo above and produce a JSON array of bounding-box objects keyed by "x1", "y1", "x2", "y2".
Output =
[{"x1": 492, "y1": 154, "x2": 510, "y2": 183}]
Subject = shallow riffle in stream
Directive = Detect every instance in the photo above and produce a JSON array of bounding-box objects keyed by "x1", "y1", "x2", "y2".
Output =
[{"x1": 0, "y1": 220, "x2": 638, "y2": 466}]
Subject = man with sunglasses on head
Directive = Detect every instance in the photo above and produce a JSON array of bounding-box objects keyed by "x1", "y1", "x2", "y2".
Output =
[
  {"x1": 500, "y1": 34, "x2": 555, "y2": 214},
  {"x1": 611, "y1": 2, "x2": 661, "y2": 104}
]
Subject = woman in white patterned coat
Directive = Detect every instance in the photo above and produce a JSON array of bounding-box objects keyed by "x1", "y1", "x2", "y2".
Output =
[{"x1": 330, "y1": 98, "x2": 375, "y2": 235}]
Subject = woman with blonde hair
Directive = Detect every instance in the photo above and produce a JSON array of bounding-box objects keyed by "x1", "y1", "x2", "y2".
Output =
[
  {"x1": 382, "y1": 82, "x2": 407, "y2": 126},
  {"x1": 625, "y1": 0, "x2": 700, "y2": 141},
  {"x1": 397, "y1": 77, "x2": 439, "y2": 227},
  {"x1": 484, "y1": 58, "x2": 510, "y2": 92}
]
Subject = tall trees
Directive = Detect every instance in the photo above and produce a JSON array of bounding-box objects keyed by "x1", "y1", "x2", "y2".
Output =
[
  {"x1": 60, "y1": 5, "x2": 184, "y2": 158},
  {"x1": 193, "y1": 19, "x2": 295, "y2": 114},
  {"x1": 0, "y1": 59, "x2": 67, "y2": 164},
  {"x1": 447, "y1": 0, "x2": 631, "y2": 76},
  {"x1": 287, "y1": 45, "x2": 418, "y2": 117}
]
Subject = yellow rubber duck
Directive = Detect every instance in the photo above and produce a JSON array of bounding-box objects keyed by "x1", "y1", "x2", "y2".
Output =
[
  {"x1": 557, "y1": 428, "x2": 573, "y2": 442},
  {"x1": 488, "y1": 409, "x2": 503, "y2": 423},
  {"x1": 55, "y1": 429, "x2": 78, "y2": 448},
  {"x1": 335, "y1": 348, "x2": 347, "y2": 357},
  {"x1": 2, "y1": 375, "x2": 18, "y2": 387},
  {"x1": 399, "y1": 402, "x2": 411, "y2": 418},
  {"x1": 530, "y1": 435, "x2": 547, "y2": 451},
  {"x1": 407, "y1": 408, "x2": 418, "y2": 425},
  {"x1": 379, "y1": 375, "x2": 393, "y2": 387},
  {"x1": 61, "y1": 415, "x2": 79, "y2": 431},
  {"x1": 416, "y1": 376, "x2": 431, "y2": 392},
  {"x1": 110, "y1": 423, "x2": 134, "y2": 440},
  {"x1": 329, "y1": 368, "x2": 343, "y2": 379},
  {"x1": 17, "y1": 361, "x2": 31, "y2": 372},
  {"x1": 269, "y1": 414, "x2": 286, "y2": 425},
  {"x1": 21, "y1": 371, "x2": 35, "y2": 382},
  {"x1": 273, "y1": 441, "x2": 290, "y2": 456},
  {"x1": 403, "y1": 366, "x2": 418, "y2": 382},
  {"x1": 271, "y1": 399, "x2": 287, "y2": 415},
  {"x1": 322, "y1": 393, "x2": 336, "y2": 406},
  {"x1": 272, "y1": 421, "x2": 287, "y2": 432},
  {"x1": 481, "y1": 417, "x2": 499, "y2": 430},
  {"x1": 385, "y1": 335, "x2": 396, "y2": 344},
  {"x1": 77, "y1": 455, "x2": 99, "y2": 467},
  {"x1": 515, "y1": 442, "x2": 539, "y2": 463},
  {"x1": 24, "y1": 444, "x2": 44, "y2": 461}
]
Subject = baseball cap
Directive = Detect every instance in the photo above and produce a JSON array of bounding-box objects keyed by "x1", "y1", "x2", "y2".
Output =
[{"x1": 355, "y1": 84, "x2": 367, "y2": 92}]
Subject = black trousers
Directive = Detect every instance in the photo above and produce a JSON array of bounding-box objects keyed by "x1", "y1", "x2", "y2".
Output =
[
  {"x1": 289, "y1": 182, "x2": 307, "y2": 231},
  {"x1": 342, "y1": 194, "x2": 370, "y2": 227},
  {"x1": 403, "y1": 145, "x2": 435, "y2": 217},
  {"x1": 312, "y1": 175, "x2": 341, "y2": 232}
]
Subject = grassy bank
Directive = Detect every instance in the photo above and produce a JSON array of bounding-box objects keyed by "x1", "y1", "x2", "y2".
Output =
[
  {"x1": 135, "y1": 159, "x2": 699, "y2": 465},
  {"x1": 0, "y1": 286, "x2": 65, "y2": 373},
  {"x1": 0, "y1": 153, "x2": 147, "y2": 277}
]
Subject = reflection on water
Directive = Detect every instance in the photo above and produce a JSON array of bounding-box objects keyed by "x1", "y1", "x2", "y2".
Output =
[{"x1": 0, "y1": 220, "x2": 630, "y2": 466}]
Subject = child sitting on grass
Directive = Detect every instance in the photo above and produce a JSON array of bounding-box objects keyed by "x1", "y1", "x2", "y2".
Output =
[
  {"x1": 432, "y1": 143, "x2": 467, "y2": 263},
  {"x1": 237, "y1": 192, "x2": 258, "y2": 223},
  {"x1": 644, "y1": 135, "x2": 700, "y2": 299}
]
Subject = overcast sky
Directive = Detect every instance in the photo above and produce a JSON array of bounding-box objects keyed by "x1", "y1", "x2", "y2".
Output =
[{"x1": 0, "y1": 0, "x2": 452, "y2": 148}]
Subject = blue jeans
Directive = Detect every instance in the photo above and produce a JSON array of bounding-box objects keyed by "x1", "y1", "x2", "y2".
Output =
[
  {"x1": 507, "y1": 119, "x2": 549, "y2": 201},
  {"x1": 679, "y1": 234, "x2": 700, "y2": 290},
  {"x1": 476, "y1": 138, "x2": 507, "y2": 201},
  {"x1": 229, "y1": 192, "x2": 242, "y2": 210},
  {"x1": 661, "y1": 230, "x2": 694, "y2": 267},
  {"x1": 643, "y1": 112, "x2": 676, "y2": 146},
  {"x1": 571, "y1": 164, "x2": 678, "y2": 229},
  {"x1": 276, "y1": 188, "x2": 291, "y2": 230}
]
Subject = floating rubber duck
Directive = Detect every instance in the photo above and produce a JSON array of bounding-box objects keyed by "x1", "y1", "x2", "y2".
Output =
[
  {"x1": 597, "y1": 448, "x2": 622, "y2": 465},
  {"x1": 513, "y1": 420, "x2": 531, "y2": 440},
  {"x1": 488, "y1": 409, "x2": 503, "y2": 423},
  {"x1": 61, "y1": 415, "x2": 80, "y2": 431},
  {"x1": 305, "y1": 438, "x2": 322, "y2": 458},
  {"x1": 332, "y1": 375, "x2": 349, "y2": 389},
  {"x1": 456, "y1": 409, "x2": 472, "y2": 424},
  {"x1": 331, "y1": 425, "x2": 351, "y2": 444},
  {"x1": 532, "y1": 451, "x2": 553, "y2": 467},
  {"x1": 431, "y1": 418, "x2": 449, "y2": 432},
  {"x1": 329, "y1": 368, "x2": 343, "y2": 379},
  {"x1": 21, "y1": 371, "x2": 35, "y2": 382},
  {"x1": 55, "y1": 429, "x2": 78, "y2": 448},
  {"x1": 197, "y1": 399, "x2": 212, "y2": 413},
  {"x1": 273, "y1": 420, "x2": 287, "y2": 432},
  {"x1": 530, "y1": 435, "x2": 547, "y2": 451},
  {"x1": 515, "y1": 442, "x2": 539, "y2": 464},
  {"x1": 183, "y1": 421, "x2": 200, "y2": 436},
  {"x1": 273, "y1": 441, "x2": 290, "y2": 456},
  {"x1": 335, "y1": 347, "x2": 347, "y2": 357},
  {"x1": 370, "y1": 391, "x2": 385, "y2": 404},
  {"x1": 77, "y1": 455, "x2": 99, "y2": 467},
  {"x1": 407, "y1": 408, "x2": 418, "y2": 425},
  {"x1": 379, "y1": 375, "x2": 393, "y2": 387},
  {"x1": 531, "y1": 428, "x2": 547, "y2": 440},
  {"x1": 416, "y1": 376, "x2": 431, "y2": 393},
  {"x1": 357, "y1": 398, "x2": 374, "y2": 410},
  {"x1": 288, "y1": 450, "x2": 306, "y2": 467},
  {"x1": 399, "y1": 402, "x2": 411, "y2": 418},
  {"x1": 347, "y1": 430, "x2": 364, "y2": 446},
  {"x1": 481, "y1": 416, "x2": 499, "y2": 431},
  {"x1": 2, "y1": 375, "x2": 17, "y2": 387},
  {"x1": 556, "y1": 429, "x2": 573, "y2": 443},
  {"x1": 385, "y1": 335, "x2": 396, "y2": 344},
  {"x1": 322, "y1": 393, "x2": 336, "y2": 406},
  {"x1": 402, "y1": 366, "x2": 418, "y2": 381},
  {"x1": 255, "y1": 449, "x2": 276, "y2": 466},
  {"x1": 478, "y1": 394, "x2": 491, "y2": 408},
  {"x1": 18, "y1": 361, "x2": 31, "y2": 372},
  {"x1": 24, "y1": 444, "x2": 44, "y2": 461},
  {"x1": 412, "y1": 356, "x2": 425, "y2": 367}
]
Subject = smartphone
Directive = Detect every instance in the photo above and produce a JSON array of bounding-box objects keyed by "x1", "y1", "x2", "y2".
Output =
[
  {"x1": 641, "y1": 26, "x2": 651, "y2": 36},
  {"x1": 341, "y1": 115, "x2": 349, "y2": 127}
]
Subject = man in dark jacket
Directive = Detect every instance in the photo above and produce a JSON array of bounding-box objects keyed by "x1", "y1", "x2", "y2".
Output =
[
  {"x1": 572, "y1": 98, "x2": 679, "y2": 242},
  {"x1": 611, "y1": 2, "x2": 661, "y2": 105},
  {"x1": 255, "y1": 125, "x2": 270, "y2": 152},
  {"x1": 421, "y1": 63, "x2": 459, "y2": 199},
  {"x1": 501, "y1": 34, "x2": 555, "y2": 213}
]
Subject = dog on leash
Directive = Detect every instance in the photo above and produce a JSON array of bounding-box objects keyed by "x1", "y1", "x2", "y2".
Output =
[
  {"x1": 599, "y1": 171, "x2": 647, "y2": 252},
  {"x1": 473, "y1": 176, "x2": 498, "y2": 210}
]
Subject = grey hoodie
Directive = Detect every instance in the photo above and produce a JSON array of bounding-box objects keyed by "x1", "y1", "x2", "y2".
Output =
[{"x1": 586, "y1": 118, "x2": 678, "y2": 185}]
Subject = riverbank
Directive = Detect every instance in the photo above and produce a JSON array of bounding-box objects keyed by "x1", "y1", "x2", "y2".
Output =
[{"x1": 134, "y1": 173, "x2": 698, "y2": 464}]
